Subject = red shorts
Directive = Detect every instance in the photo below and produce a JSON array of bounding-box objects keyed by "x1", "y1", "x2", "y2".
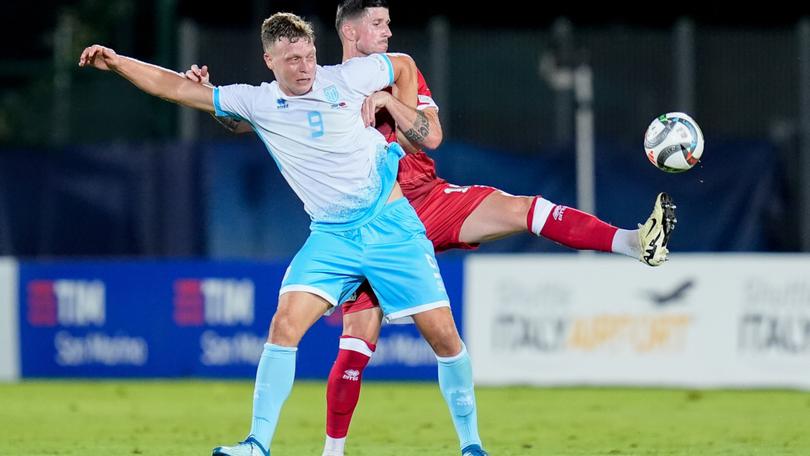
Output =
[{"x1": 342, "y1": 182, "x2": 497, "y2": 315}]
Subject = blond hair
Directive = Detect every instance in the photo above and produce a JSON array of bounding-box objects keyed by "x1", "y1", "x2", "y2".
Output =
[{"x1": 261, "y1": 13, "x2": 316, "y2": 53}]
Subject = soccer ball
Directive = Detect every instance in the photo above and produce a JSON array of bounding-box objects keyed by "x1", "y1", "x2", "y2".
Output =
[{"x1": 643, "y1": 112, "x2": 704, "y2": 173}]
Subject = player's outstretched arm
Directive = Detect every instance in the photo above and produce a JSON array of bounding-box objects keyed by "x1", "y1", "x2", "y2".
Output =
[{"x1": 79, "y1": 45, "x2": 215, "y2": 113}]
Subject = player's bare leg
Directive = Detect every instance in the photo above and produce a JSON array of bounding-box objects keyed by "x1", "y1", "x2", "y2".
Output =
[
  {"x1": 215, "y1": 291, "x2": 329, "y2": 456},
  {"x1": 323, "y1": 307, "x2": 383, "y2": 456},
  {"x1": 458, "y1": 191, "x2": 533, "y2": 243},
  {"x1": 459, "y1": 190, "x2": 675, "y2": 265},
  {"x1": 412, "y1": 307, "x2": 488, "y2": 456},
  {"x1": 341, "y1": 306, "x2": 383, "y2": 344}
]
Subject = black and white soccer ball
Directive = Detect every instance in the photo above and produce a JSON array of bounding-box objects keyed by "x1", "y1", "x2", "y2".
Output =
[{"x1": 644, "y1": 112, "x2": 704, "y2": 173}]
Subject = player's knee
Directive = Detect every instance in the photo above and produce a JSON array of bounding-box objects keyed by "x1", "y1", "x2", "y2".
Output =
[
  {"x1": 514, "y1": 196, "x2": 535, "y2": 218},
  {"x1": 342, "y1": 309, "x2": 382, "y2": 343},
  {"x1": 503, "y1": 195, "x2": 536, "y2": 229},
  {"x1": 427, "y1": 327, "x2": 462, "y2": 357},
  {"x1": 268, "y1": 312, "x2": 304, "y2": 346},
  {"x1": 341, "y1": 325, "x2": 380, "y2": 345}
]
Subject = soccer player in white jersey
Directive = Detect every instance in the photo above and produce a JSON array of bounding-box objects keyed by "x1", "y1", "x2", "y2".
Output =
[
  {"x1": 185, "y1": 3, "x2": 675, "y2": 456},
  {"x1": 79, "y1": 12, "x2": 488, "y2": 456}
]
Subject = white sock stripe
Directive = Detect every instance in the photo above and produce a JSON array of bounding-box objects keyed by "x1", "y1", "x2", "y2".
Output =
[
  {"x1": 531, "y1": 197, "x2": 555, "y2": 235},
  {"x1": 611, "y1": 228, "x2": 641, "y2": 258},
  {"x1": 436, "y1": 342, "x2": 468, "y2": 363},
  {"x1": 338, "y1": 337, "x2": 374, "y2": 357}
]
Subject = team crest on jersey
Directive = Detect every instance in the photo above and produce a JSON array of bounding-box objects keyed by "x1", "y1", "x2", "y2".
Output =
[{"x1": 324, "y1": 85, "x2": 340, "y2": 103}]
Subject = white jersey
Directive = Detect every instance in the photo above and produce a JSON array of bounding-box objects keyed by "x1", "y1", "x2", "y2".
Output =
[{"x1": 213, "y1": 53, "x2": 402, "y2": 231}]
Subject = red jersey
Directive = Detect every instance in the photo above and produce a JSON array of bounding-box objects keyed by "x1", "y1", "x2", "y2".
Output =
[{"x1": 375, "y1": 69, "x2": 446, "y2": 202}]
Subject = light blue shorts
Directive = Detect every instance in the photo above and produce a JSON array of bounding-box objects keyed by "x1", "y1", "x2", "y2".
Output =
[{"x1": 280, "y1": 198, "x2": 450, "y2": 321}]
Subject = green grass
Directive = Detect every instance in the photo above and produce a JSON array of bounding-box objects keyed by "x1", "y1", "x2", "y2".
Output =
[{"x1": 1, "y1": 381, "x2": 809, "y2": 455}]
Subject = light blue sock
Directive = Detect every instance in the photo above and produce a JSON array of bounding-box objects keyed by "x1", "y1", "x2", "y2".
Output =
[
  {"x1": 248, "y1": 343, "x2": 297, "y2": 450},
  {"x1": 436, "y1": 343, "x2": 482, "y2": 450}
]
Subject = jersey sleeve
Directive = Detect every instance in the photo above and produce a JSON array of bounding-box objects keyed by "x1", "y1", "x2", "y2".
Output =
[
  {"x1": 340, "y1": 53, "x2": 395, "y2": 96},
  {"x1": 415, "y1": 69, "x2": 438, "y2": 112},
  {"x1": 213, "y1": 84, "x2": 258, "y2": 122}
]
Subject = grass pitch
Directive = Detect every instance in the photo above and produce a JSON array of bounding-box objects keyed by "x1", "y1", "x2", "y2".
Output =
[{"x1": 1, "y1": 381, "x2": 809, "y2": 455}]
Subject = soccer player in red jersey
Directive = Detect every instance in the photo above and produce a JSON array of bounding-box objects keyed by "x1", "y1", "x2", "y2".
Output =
[
  {"x1": 320, "y1": 5, "x2": 674, "y2": 453},
  {"x1": 186, "y1": 3, "x2": 675, "y2": 455}
]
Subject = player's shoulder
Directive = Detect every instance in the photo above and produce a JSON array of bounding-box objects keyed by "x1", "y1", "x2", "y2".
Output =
[
  {"x1": 247, "y1": 81, "x2": 279, "y2": 102},
  {"x1": 318, "y1": 62, "x2": 342, "y2": 76},
  {"x1": 315, "y1": 63, "x2": 349, "y2": 87},
  {"x1": 383, "y1": 52, "x2": 415, "y2": 69},
  {"x1": 340, "y1": 52, "x2": 412, "y2": 69},
  {"x1": 339, "y1": 53, "x2": 389, "y2": 70},
  {"x1": 330, "y1": 55, "x2": 390, "y2": 88},
  {"x1": 221, "y1": 81, "x2": 274, "y2": 93}
]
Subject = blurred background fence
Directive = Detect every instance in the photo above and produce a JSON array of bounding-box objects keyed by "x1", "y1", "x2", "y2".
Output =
[{"x1": 1, "y1": 2, "x2": 809, "y2": 257}]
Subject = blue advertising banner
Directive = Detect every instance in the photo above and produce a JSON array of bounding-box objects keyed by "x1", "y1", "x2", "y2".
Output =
[{"x1": 18, "y1": 259, "x2": 464, "y2": 380}]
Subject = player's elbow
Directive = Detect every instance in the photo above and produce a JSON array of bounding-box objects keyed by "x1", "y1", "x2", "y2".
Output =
[
  {"x1": 422, "y1": 131, "x2": 442, "y2": 150},
  {"x1": 421, "y1": 110, "x2": 443, "y2": 149}
]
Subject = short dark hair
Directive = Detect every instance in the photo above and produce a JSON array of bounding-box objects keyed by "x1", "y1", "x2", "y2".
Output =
[
  {"x1": 261, "y1": 12, "x2": 316, "y2": 53},
  {"x1": 335, "y1": 0, "x2": 389, "y2": 33}
]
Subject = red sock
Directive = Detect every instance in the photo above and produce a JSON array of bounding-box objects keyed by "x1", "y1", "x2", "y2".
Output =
[
  {"x1": 527, "y1": 196, "x2": 618, "y2": 252},
  {"x1": 325, "y1": 336, "x2": 376, "y2": 439}
]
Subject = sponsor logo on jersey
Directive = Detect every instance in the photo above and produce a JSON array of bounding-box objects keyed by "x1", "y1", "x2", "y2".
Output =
[{"x1": 276, "y1": 98, "x2": 289, "y2": 109}]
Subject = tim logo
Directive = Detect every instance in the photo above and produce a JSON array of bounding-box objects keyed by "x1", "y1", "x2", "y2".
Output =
[
  {"x1": 174, "y1": 279, "x2": 255, "y2": 326},
  {"x1": 27, "y1": 280, "x2": 106, "y2": 327}
]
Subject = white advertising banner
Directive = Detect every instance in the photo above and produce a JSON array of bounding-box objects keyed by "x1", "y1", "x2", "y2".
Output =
[
  {"x1": 465, "y1": 254, "x2": 810, "y2": 389},
  {"x1": 0, "y1": 257, "x2": 19, "y2": 381}
]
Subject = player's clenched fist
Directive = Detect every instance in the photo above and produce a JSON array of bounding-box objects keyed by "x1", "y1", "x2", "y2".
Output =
[{"x1": 78, "y1": 45, "x2": 120, "y2": 71}]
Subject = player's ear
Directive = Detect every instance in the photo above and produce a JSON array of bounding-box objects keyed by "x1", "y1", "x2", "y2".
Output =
[
  {"x1": 340, "y1": 22, "x2": 356, "y2": 42},
  {"x1": 263, "y1": 52, "x2": 273, "y2": 71}
]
